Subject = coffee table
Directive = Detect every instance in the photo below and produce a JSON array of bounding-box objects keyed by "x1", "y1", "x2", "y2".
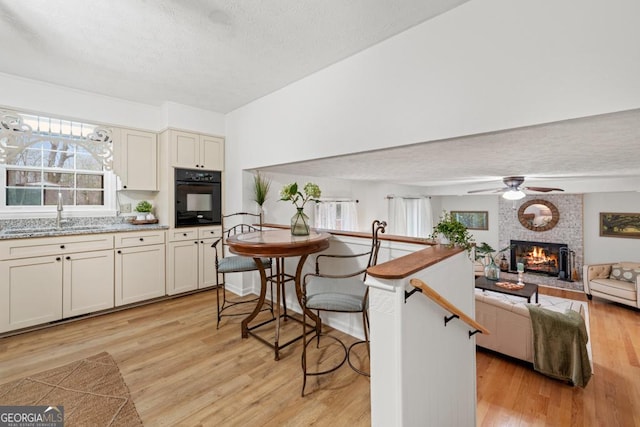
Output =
[{"x1": 475, "y1": 276, "x2": 539, "y2": 303}]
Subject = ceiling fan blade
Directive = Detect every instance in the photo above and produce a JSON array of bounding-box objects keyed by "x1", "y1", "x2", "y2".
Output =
[
  {"x1": 468, "y1": 187, "x2": 505, "y2": 194},
  {"x1": 523, "y1": 186, "x2": 565, "y2": 192}
]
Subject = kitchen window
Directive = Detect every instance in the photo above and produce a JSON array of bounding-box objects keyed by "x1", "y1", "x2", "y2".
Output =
[{"x1": 0, "y1": 110, "x2": 116, "y2": 215}]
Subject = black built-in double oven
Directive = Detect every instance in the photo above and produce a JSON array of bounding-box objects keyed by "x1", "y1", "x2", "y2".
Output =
[{"x1": 174, "y1": 168, "x2": 222, "y2": 228}]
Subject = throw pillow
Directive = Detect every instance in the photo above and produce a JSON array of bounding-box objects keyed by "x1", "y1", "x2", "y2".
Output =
[{"x1": 609, "y1": 264, "x2": 640, "y2": 283}]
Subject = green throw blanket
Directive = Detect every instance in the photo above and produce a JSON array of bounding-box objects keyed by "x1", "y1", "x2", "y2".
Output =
[{"x1": 526, "y1": 305, "x2": 592, "y2": 387}]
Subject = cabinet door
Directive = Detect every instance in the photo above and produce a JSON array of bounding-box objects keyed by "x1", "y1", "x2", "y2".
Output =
[
  {"x1": 199, "y1": 238, "x2": 218, "y2": 289},
  {"x1": 200, "y1": 135, "x2": 224, "y2": 171},
  {"x1": 171, "y1": 130, "x2": 200, "y2": 168},
  {"x1": 0, "y1": 256, "x2": 63, "y2": 333},
  {"x1": 115, "y1": 245, "x2": 165, "y2": 306},
  {"x1": 63, "y1": 250, "x2": 115, "y2": 317},
  {"x1": 118, "y1": 129, "x2": 158, "y2": 191},
  {"x1": 166, "y1": 240, "x2": 199, "y2": 295}
]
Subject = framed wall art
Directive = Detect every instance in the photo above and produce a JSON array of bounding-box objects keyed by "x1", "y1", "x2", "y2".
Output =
[
  {"x1": 599, "y1": 212, "x2": 640, "y2": 238},
  {"x1": 451, "y1": 211, "x2": 489, "y2": 230}
]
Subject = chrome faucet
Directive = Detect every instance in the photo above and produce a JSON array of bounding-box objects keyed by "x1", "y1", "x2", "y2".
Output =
[{"x1": 56, "y1": 190, "x2": 64, "y2": 229}]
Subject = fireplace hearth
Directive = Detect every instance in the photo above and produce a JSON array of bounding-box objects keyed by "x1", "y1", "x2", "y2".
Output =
[{"x1": 510, "y1": 240, "x2": 569, "y2": 278}]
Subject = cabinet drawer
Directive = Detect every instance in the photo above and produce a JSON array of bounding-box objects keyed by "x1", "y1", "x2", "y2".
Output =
[
  {"x1": 198, "y1": 226, "x2": 222, "y2": 239},
  {"x1": 169, "y1": 228, "x2": 198, "y2": 242},
  {"x1": 0, "y1": 234, "x2": 114, "y2": 260},
  {"x1": 115, "y1": 230, "x2": 165, "y2": 248}
]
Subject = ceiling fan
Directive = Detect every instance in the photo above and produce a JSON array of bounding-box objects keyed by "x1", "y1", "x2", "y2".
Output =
[{"x1": 468, "y1": 176, "x2": 564, "y2": 200}]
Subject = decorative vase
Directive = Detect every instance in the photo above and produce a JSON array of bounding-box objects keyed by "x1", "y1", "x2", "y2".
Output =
[
  {"x1": 499, "y1": 254, "x2": 509, "y2": 272},
  {"x1": 484, "y1": 258, "x2": 500, "y2": 281},
  {"x1": 290, "y1": 208, "x2": 310, "y2": 236}
]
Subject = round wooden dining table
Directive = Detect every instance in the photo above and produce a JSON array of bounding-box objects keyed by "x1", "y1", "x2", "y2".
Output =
[{"x1": 226, "y1": 229, "x2": 331, "y2": 360}]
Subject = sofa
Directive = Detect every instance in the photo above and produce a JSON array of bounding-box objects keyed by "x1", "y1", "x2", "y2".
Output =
[
  {"x1": 474, "y1": 289, "x2": 592, "y2": 366},
  {"x1": 583, "y1": 262, "x2": 640, "y2": 309}
]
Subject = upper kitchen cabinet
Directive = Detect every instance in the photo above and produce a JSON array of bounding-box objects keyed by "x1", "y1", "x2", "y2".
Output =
[
  {"x1": 112, "y1": 128, "x2": 159, "y2": 191},
  {"x1": 167, "y1": 130, "x2": 224, "y2": 170}
]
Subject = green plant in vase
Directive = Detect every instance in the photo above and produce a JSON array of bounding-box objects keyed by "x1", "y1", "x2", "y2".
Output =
[
  {"x1": 135, "y1": 200, "x2": 153, "y2": 221},
  {"x1": 253, "y1": 172, "x2": 271, "y2": 223},
  {"x1": 279, "y1": 182, "x2": 321, "y2": 236},
  {"x1": 429, "y1": 210, "x2": 474, "y2": 253},
  {"x1": 475, "y1": 242, "x2": 513, "y2": 281}
]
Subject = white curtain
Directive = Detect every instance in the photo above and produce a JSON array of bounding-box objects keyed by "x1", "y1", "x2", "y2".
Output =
[
  {"x1": 388, "y1": 196, "x2": 432, "y2": 237},
  {"x1": 314, "y1": 200, "x2": 358, "y2": 231}
]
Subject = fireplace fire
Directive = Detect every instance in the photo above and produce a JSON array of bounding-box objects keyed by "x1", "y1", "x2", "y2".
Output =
[{"x1": 510, "y1": 240, "x2": 569, "y2": 278}]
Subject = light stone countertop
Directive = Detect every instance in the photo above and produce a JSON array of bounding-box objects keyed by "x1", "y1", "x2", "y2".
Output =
[{"x1": 0, "y1": 221, "x2": 169, "y2": 240}]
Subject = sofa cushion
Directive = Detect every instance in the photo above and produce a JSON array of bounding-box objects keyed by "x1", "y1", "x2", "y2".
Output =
[
  {"x1": 589, "y1": 264, "x2": 611, "y2": 279},
  {"x1": 590, "y1": 278, "x2": 637, "y2": 301},
  {"x1": 609, "y1": 264, "x2": 640, "y2": 283}
]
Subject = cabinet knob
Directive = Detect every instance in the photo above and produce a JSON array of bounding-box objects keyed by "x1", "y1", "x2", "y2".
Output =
[
  {"x1": 183, "y1": 233, "x2": 187, "y2": 236},
  {"x1": 195, "y1": 164, "x2": 200, "y2": 168},
  {"x1": 123, "y1": 185, "x2": 127, "y2": 189},
  {"x1": 200, "y1": 240, "x2": 204, "y2": 244},
  {"x1": 66, "y1": 256, "x2": 71, "y2": 260},
  {"x1": 60, "y1": 245, "x2": 65, "y2": 249},
  {"x1": 194, "y1": 241, "x2": 198, "y2": 244},
  {"x1": 56, "y1": 257, "x2": 61, "y2": 261},
  {"x1": 139, "y1": 237, "x2": 144, "y2": 241},
  {"x1": 117, "y1": 250, "x2": 122, "y2": 254}
]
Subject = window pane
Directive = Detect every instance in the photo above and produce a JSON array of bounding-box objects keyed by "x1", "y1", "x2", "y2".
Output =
[
  {"x1": 43, "y1": 172, "x2": 74, "y2": 188},
  {"x1": 7, "y1": 188, "x2": 41, "y2": 205},
  {"x1": 42, "y1": 148, "x2": 75, "y2": 169},
  {"x1": 77, "y1": 174, "x2": 103, "y2": 189},
  {"x1": 76, "y1": 152, "x2": 102, "y2": 171},
  {"x1": 77, "y1": 190, "x2": 104, "y2": 205},
  {"x1": 7, "y1": 170, "x2": 42, "y2": 186},
  {"x1": 12, "y1": 148, "x2": 43, "y2": 167},
  {"x1": 44, "y1": 189, "x2": 73, "y2": 206}
]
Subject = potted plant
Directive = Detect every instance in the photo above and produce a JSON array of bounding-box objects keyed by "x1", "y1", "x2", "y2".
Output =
[
  {"x1": 279, "y1": 182, "x2": 321, "y2": 235},
  {"x1": 429, "y1": 211, "x2": 474, "y2": 253},
  {"x1": 475, "y1": 242, "x2": 512, "y2": 280},
  {"x1": 253, "y1": 172, "x2": 271, "y2": 223},
  {"x1": 135, "y1": 200, "x2": 153, "y2": 220}
]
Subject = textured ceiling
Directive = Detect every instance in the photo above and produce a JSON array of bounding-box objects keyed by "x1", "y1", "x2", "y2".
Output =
[
  {"x1": 0, "y1": 0, "x2": 469, "y2": 113},
  {"x1": 1, "y1": 1, "x2": 638, "y2": 194},
  {"x1": 259, "y1": 108, "x2": 640, "y2": 194}
]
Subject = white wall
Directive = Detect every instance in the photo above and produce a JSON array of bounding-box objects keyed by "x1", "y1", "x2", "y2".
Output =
[
  {"x1": 243, "y1": 171, "x2": 428, "y2": 232},
  {"x1": 584, "y1": 192, "x2": 640, "y2": 264},
  {"x1": 0, "y1": 73, "x2": 225, "y2": 135},
  {"x1": 225, "y1": 0, "x2": 640, "y2": 216},
  {"x1": 439, "y1": 195, "x2": 500, "y2": 250}
]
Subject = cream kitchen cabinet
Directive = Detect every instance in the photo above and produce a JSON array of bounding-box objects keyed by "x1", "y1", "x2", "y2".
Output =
[
  {"x1": 0, "y1": 234, "x2": 115, "y2": 334},
  {"x1": 114, "y1": 230, "x2": 166, "y2": 306},
  {"x1": 63, "y1": 249, "x2": 115, "y2": 317},
  {"x1": 113, "y1": 127, "x2": 158, "y2": 191},
  {"x1": 166, "y1": 226, "x2": 221, "y2": 295},
  {"x1": 166, "y1": 129, "x2": 224, "y2": 170},
  {"x1": 0, "y1": 256, "x2": 63, "y2": 333}
]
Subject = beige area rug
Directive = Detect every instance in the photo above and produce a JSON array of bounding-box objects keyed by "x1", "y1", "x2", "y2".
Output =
[{"x1": 0, "y1": 352, "x2": 142, "y2": 426}]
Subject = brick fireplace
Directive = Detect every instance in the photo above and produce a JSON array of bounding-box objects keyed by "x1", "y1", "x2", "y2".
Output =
[{"x1": 499, "y1": 194, "x2": 584, "y2": 290}]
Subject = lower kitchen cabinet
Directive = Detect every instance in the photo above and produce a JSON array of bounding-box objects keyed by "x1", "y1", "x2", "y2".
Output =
[
  {"x1": 63, "y1": 249, "x2": 115, "y2": 317},
  {"x1": 114, "y1": 243, "x2": 166, "y2": 306},
  {"x1": 0, "y1": 256, "x2": 63, "y2": 333},
  {"x1": 166, "y1": 226, "x2": 220, "y2": 295}
]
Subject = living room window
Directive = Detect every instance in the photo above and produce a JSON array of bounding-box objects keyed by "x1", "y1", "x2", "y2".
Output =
[
  {"x1": 313, "y1": 199, "x2": 358, "y2": 231},
  {"x1": 387, "y1": 195, "x2": 433, "y2": 237},
  {"x1": 0, "y1": 110, "x2": 116, "y2": 215}
]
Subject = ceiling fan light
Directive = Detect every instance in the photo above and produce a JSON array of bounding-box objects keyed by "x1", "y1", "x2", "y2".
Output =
[{"x1": 502, "y1": 189, "x2": 526, "y2": 200}]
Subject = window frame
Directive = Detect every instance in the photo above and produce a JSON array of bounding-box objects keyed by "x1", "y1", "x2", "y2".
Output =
[{"x1": 0, "y1": 110, "x2": 118, "y2": 218}]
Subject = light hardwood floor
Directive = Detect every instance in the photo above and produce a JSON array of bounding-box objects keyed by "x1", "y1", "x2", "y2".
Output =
[{"x1": 0, "y1": 287, "x2": 638, "y2": 426}]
